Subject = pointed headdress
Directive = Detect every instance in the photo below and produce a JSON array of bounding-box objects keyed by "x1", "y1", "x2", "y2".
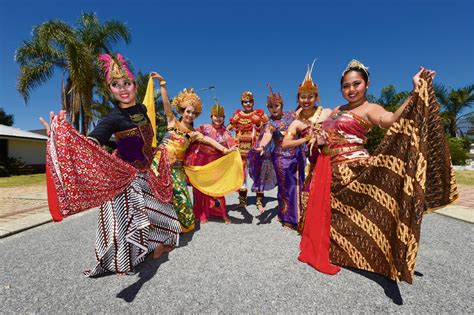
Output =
[
  {"x1": 297, "y1": 58, "x2": 320, "y2": 102},
  {"x1": 98, "y1": 53, "x2": 135, "y2": 84},
  {"x1": 211, "y1": 97, "x2": 225, "y2": 117},
  {"x1": 266, "y1": 83, "x2": 283, "y2": 106}
]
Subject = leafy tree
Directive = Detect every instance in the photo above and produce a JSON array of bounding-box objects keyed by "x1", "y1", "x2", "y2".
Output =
[
  {"x1": 435, "y1": 84, "x2": 474, "y2": 137},
  {"x1": 366, "y1": 85, "x2": 410, "y2": 153},
  {"x1": 0, "y1": 108, "x2": 14, "y2": 126},
  {"x1": 15, "y1": 12, "x2": 130, "y2": 135}
]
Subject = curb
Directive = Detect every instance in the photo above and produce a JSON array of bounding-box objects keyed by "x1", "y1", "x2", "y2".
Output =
[{"x1": 0, "y1": 211, "x2": 52, "y2": 239}]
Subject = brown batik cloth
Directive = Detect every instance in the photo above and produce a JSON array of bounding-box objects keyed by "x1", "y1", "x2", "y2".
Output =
[{"x1": 328, "y1": 71, "x2": 458, "y2": 283}]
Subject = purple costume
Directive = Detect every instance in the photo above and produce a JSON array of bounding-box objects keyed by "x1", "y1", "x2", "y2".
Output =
[{"x1": 249, "y1": 111, "x2": 305, "y2": 226}]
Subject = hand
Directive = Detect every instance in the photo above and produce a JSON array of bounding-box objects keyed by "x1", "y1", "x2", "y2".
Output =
[
  {"x1": 39, "y1": 110, "x2": 66, "y2": 137},
  {"x1": 316, "y1": 130, "x2": 328, "y2": 145},
  {"x1": 255, "y1": 146, "x2": 265, "y2": 156},
  {"x1": 150, "y1": 71, "x2": 165, "y2": 82},
  {"x1": 413, "y1": 66, "x2": 436, "y2": 89}
]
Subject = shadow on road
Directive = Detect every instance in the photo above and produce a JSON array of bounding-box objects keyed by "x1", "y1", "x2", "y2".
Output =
[
  {"x1": 116, "y1": 253, "x2": 170, "y2": 303},
  {"x1": 116, "y1": 227, "x2": 202, "y2": 303},
  {"x1": 256, "y1": 204, "x2": 279, "y2": 225},
  {"x1": 344, "y1": 267, "x2": 403, "y2": 305}
]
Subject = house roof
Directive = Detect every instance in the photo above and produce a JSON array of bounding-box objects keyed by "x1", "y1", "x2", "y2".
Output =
[{"x1": 0, "y1": 124, "x2": 48, "y2": 141}]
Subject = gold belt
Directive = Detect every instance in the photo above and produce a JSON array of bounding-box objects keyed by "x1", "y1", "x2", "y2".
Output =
[{"x1": 322, "y1": 145, "x2": 364, "y2": 156}]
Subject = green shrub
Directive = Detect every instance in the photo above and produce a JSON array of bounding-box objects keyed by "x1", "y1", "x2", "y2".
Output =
[
  {"x1": 447, "y1": 137, "x2": 469, "y2": 165},
  {"x1": 0, "y1": 157, "x2": 34, "y2": 177}
]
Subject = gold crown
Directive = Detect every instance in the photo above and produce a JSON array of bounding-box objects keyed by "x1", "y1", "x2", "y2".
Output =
[
  {"x1": 172, "y1": 88, "x2": 202, "y2": 115},
  {"x1": 297, "y1": 60, "x2": 320, "y2": 102},
  {"x1": 211, "y1": 97, "x2": 225, "y2": 117},
  {"x1": 241, "y1": 91, "x2": 254, "y2": 102},
  {"x1": 342, "y1": 59, "x2": 369, "y2": 77}
]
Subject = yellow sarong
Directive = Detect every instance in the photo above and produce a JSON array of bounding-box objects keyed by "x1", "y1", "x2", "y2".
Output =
[{"x1": 184, "y1": 150, "x2": 243, "y2": 197}]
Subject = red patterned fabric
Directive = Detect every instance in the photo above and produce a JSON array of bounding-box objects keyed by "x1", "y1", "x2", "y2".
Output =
[{"x1": 46, "y1": 117, "x2": 172, "y2": 218}]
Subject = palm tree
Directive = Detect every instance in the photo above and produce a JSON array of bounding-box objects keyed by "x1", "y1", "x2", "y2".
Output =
[
  {"x1": 435, "y1": 84, "x2": 474, "y2": 137},
  {"x1": 15, "y1": 12, "x2": 130, "y2": 134},
  {"x1": 366, "y1": 85, "x2": 410, "y2": 153}
]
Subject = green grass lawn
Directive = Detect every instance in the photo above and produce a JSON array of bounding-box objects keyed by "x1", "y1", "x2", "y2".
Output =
[
  {"x1": 0, "y1": 173, "x2": 46, "y2": 188},
  {"x1": 455, "y1": 170, "x2": 474, "y2": 186}
]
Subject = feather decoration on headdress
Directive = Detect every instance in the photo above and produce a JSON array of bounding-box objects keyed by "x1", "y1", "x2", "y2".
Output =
[
  {"x1": 98, "y1": 53, "x2": 135, "y2": 84},
  {"x1": 297, "y1": 58, "x2": 320, "y2": 102}
]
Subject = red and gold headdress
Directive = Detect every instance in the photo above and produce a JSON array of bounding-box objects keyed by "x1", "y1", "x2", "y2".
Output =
[
  {"x1": 241, "y1": 91, "x2": 254, "y2": 102},
  {"x1": 297, "y1": 59, "x2": 319, "y2": 102},
  {"x1": 266, "y1": 83, "x2": 283, "y2": 106},
  {"x1": 211, "y1": 97, "x2": 225, "y2": 117},
  {"x1": 172, "y1": 88, "x2": 202, "y2": 116},
  {"x1": 342, "y1": 59, "x2": 370, "y2": 77},
  {"x1": 98, "y1": 53, "x2": 135, "y2": 84}
]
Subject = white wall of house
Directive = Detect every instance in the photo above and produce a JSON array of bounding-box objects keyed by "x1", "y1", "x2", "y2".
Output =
[{"x1": 8, "y1": 139, "x2": 46, "y2": 164}]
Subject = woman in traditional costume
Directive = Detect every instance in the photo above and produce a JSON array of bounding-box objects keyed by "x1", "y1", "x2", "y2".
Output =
[
  {"x1": 299, "y1": 60, "x2": 458, "y2": 282},
  {"x1": 41, "y1": 53, "x2": 181, "y2": 277},
  {"x1": 150, "y1": 72, "x2": 241, "y2": 232},
  {"x1": 185, "y1": 99, "x2": 235, "y2": 224},
  {"x1": 281, "y1": 61, "x2": 332, "y2": 230},
  {"x1": 252, "y1": 84, "x2": 305, "y2": 229}
]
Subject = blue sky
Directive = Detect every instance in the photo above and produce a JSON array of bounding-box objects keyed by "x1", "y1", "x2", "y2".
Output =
[{"x1": 1, "y1": 0, "x2": 473, "y2": 131}]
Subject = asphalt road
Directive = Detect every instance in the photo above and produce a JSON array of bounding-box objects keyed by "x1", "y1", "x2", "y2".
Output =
[{"x1": 0, "y1": 189, "x2": 473, "y2": 313}]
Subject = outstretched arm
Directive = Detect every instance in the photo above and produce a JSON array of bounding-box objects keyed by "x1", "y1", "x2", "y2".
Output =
[
  {"x1": 191, "y1": 132, "x2": 237, "y2": 154},
  {"x1": 150, "y1": 72, "x2": 175, "y2": 126},
  {"x1": 281, "y1": 120, "x2": 309, "y2": 149},
  {"x1": 369, "y1": 67, "x2": 436, "y2": 128}
]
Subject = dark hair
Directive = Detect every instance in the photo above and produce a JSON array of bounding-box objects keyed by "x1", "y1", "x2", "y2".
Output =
[{"x1": 340, "y1": 68, "x2": 369, "y2": 86}]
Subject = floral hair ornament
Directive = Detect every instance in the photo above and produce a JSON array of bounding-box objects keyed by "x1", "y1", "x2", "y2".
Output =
[
  {"x1": 266, "y1": 83, "x2": 283, "y2": 107},
  {"x1": 211, "y1": 97, "x2": 225, "y2": 117},
  {"x1": 172, "y1": 88, "x2": 202, "y2": 116},
  {"x1": 297, "y1": 58, "x2": 320, "y2": 102},
  {"x1": 241, "y1": 91, "x2": 254, "y2": 102},
  {"x1": 98, "y1": 53, "x2": 135, "y2": 84},
  {"x1": 342, "y1": 59, "x2": 370, "y2": 78}
]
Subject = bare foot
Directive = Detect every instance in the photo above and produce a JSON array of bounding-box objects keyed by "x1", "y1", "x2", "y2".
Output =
[
  {"x1": 153, "y1": 244, "x2": 166, "y2": 259},
  {"x1": 153, "y1": 244, "x2": 174, "y2": 259},
  {"x1": 200, "y1": 219, "x2": 208, "y2": 224},
  {"x1": 257, "y1": 204, "x2": 266, "y2": 214},
  {"x1": 223, "y1": 216, "x2": 232, "y2": 225}
]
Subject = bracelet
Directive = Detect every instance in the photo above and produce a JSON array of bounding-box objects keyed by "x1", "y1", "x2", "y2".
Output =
[
  {"x1": 160, "y1": 80, "x2": 167, "y2": 86},
  {"x1": 304, "y1": 134, "x2": 312, "y2": 142}
]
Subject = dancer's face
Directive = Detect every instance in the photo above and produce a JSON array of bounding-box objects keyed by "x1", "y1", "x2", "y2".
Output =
[
  {"x1": 341, "y1": 71, "x2": 369, "y2": 103},
  {"x1": 211, "y1": 115, "x2": 224, "y2": 126},
  {"x1": 109, "y1": 78, "x2": 137, "y2": 107},
  {"x1": 241, "y1": 99, "x2": 254, "y2": 112},
  {"x1": 182, "y1": 105, "x2": 198, "y2": 124},
  {"x1": 267, "y1": 102, "x2": 283, "y2": 118},
  {"x1": 298, "y1": 93, "x2": 316, "y2": 110}
]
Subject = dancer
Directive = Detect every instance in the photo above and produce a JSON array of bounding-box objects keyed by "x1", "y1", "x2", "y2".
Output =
[
  {"x1": 185, "y1": 98, "x2": 235, "y2": 224},
  {"x1": 41, "y1": 53, "x2": 181, "y2": 277},
  {"x1": 299, "y1": 60, "x2": 458, "y2": 282},
  {"x1": 151, "y1": 72, "x2": 241, "y2": 232},
  {"x1": 253, "y1": 84, "x2": 305, "y2": 229},
  {"x1": 228, "y1": 91, "x2": 269, "y2": 211},
  {"x1": 281, "y1": 61, "x2": 332, "y2": 231}
]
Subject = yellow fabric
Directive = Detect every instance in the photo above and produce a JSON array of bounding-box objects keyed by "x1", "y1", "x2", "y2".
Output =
[
  {"x1": 142, "y1": 76, "x2": 157, "y2": 147},
  {"x1": 184, "y1": 150, "x2": 244, "y2": 197}
]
